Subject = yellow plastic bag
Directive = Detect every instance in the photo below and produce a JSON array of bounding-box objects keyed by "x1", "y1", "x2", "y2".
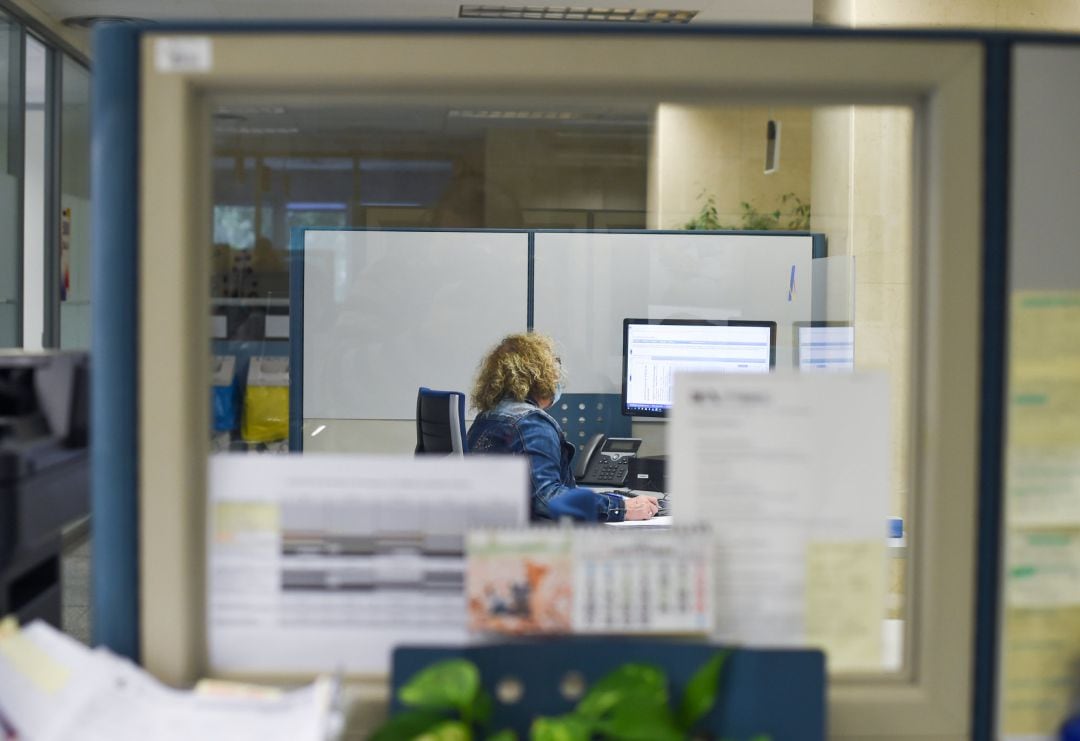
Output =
[
  {"x1": 241, "y1": 356, "x2": 289, "y2": 443},
  {"x1": 241, "y1": 385, "x2": 289, "y2": 443}
]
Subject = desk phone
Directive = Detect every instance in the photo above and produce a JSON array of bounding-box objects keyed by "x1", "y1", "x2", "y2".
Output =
[{"x1": 574, "y1": 434, "x2": 642, "y2": 487}]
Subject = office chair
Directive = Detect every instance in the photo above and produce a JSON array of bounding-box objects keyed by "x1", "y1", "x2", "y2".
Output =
[{"x1": 415, "y1": 387, "x2": 468, "y2": 455}]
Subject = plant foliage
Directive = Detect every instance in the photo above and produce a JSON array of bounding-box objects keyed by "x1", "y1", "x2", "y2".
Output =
[
  {"x1": 369, "y1": 651, "x2": 770, "y2": 741},
  {"x1": 684, "y1": 191, "x2": 810, "y2": 231}
]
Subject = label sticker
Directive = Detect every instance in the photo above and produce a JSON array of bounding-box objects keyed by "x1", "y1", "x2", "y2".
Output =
[{"x1": 154, "y1": 37, "x2": 213, "y2": 73}]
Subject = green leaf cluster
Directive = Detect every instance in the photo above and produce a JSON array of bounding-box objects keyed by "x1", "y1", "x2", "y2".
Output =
[
  {"x1": 371, "y1": 659, "x2": 510, "y2": 741},
  {"x1": 369, "y1": 651, "x2": 771, "y2": 741},
  {"x1": 683, "y1": 192, "x2": 811, "y2": 231}
]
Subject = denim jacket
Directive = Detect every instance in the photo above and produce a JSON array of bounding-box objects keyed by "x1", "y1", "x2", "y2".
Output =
[{"x1": 467, "y1": 398, "x2": 627, "y2": 522}]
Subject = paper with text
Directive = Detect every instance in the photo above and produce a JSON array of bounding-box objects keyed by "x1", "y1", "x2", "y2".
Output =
[
  {"x1": 805, "y1": 541, "x2": 887, "y2": 670},
  {"x1": 1001, "y1": 607, "x2": 1080, "y2": 737},
  {"x1": 208, "y1": 454, "x2": 528, "y2": 675},
  {"x1": 1002, "y1": 293, "x2": 1080, "y2": 737},
  {"x1": 670, "y1": 372, "x2": 889, "y2": 669},
  {"x1": 1007, "y1": 530, "x2": 1080, "y2": 608}
]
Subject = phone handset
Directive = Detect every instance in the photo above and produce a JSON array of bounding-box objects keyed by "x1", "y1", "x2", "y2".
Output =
[{"x1": 573, "y1": 433, "x2": 606, "y2": 481}]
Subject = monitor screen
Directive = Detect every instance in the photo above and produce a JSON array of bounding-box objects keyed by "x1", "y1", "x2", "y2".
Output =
[
  {"x1": 794, "y1": 322, "x2": 855, "y2": 371},
  {"x1": 621, "y1": 319, "x2": 776, "y2": 417}
]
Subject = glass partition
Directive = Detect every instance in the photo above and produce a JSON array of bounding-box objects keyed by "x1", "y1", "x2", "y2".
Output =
[
  {"x1": 59, "y1": 55, "x2": 90, "y2": 348},
  {"x1": 0, "y1": 13, "x2": 20, "y2": 347},
  {"x1": 22, "y1": 34, "x2": 46, "y2": 350},
  {"x1": 207, "y1": 96, "x2": 915, "y2": 675}
]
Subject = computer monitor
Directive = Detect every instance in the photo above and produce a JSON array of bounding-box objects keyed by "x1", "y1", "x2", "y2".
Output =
[
  {"x1": 621, "y1": 318, "x2": 776, "y2": 417},
  {"x1": 794, "y1": 321, "x2": 855, "y2": 371}
]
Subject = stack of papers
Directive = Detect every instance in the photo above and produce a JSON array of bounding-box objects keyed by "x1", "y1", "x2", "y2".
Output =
[{"x1": 0, "y1": 619, "x2": 341, "y2": 741}]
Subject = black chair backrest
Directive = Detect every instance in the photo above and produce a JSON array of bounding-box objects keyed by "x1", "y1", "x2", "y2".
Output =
[{"x1": 415, "y1": 387, "x2": 467, "y2": 455}]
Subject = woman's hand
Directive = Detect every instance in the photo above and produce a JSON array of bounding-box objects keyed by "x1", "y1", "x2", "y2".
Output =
[{"x1": 624, "y1": 494, "x2": 659, "y2": 520}]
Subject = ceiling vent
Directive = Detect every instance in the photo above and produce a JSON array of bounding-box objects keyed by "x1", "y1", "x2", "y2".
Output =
[{"x1": 459, "y1": 5, "x2": 698, "y2": 23}]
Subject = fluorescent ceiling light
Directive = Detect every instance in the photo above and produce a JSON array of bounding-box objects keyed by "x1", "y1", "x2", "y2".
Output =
[
  {"x1": 61, "y1": 15, "x2": 151, "y2": 28},
  {"x1": 217, "y1": 127, "x2": 300, "y2": 135},
  {"x1": 459, "y1": 5, "x2": 698, "y2": 23},
  {"x1": 215, "y1": 106, "x2": 288, "y2": 116},
  {"x1": 449, "y1": 109, "x2": 577, "y2": 119}
]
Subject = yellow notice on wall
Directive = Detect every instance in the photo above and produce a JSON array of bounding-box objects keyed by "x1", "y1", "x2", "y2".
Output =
[
  {"x1": 213, "y1": 502, "x2": 280, "y2": 544},
  {"x1": 1007, "y1": 529, "x2": 1080, "y2": 608},
  {"x1": 1011, "y1": 292, "x2": 1080, "y2": 382},
  {"x1": 805, "y1": 540, "x2": 886, "y2": 672},
  {"x1": 1008, "y1": 292, "x2": 1080, "y2": 524},
  {"x1": 1008, "y1": 449, "x2": 1080, "y2": 527},
  {"x1": 1001, "y1": 606, "x2": 1080, "y2": 737},
  {"x1": 1003, "y1": 292, "x2": 1080, "y2": 738}
]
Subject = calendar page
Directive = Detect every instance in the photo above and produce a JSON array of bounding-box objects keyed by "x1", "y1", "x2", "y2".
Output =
[{"x1": 466, "y1": 528, "x2": 712, "y2": 636}]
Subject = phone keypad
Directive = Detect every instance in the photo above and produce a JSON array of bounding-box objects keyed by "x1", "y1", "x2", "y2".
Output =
[{"x1": 594, "y1": 459, "x2": 628, "y2": 484}]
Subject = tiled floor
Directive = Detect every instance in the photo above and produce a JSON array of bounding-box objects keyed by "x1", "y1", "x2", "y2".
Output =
[{"x1": 61, "y1": 530, "x2": 92, "y2": 645}]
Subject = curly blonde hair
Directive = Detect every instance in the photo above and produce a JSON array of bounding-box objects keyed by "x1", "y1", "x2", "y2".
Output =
[{"x1": 471, "y1": 333, "x2": 561, "y2": 413}]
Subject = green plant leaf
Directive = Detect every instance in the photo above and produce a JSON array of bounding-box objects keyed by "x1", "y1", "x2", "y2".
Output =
[
  {"x1": 468, "y1": 688, "x2": 494, "y2": 728},
  {"x1": 369, "y1": 709, "x2": 448, "y2": 741},
  {"x1": 596, "y1": 702, "x2": 683, "y2": 741},
  {"x1": 676, "y1": 651, "x2": 729, "y2": 731},
  {"x1": 416, "y1": 720, "x2": 472, "y2": 741},
  {"x1": 398, "y1": 659, "x2": 480, "y2": 713},
  {"x1": 485, "y1": 730, "x2": 518, "y2": 741},
  {"x1": 575, "y1": 663, "x2": 668, "y2": 720},
  {"x1": 530, "y1": 714, "x2": 592, "y2": 741}
]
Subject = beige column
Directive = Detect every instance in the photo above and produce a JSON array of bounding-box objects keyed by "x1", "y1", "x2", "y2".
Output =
[{"x1": 648, "y1": 105, "x2": 811, "y2": 230}]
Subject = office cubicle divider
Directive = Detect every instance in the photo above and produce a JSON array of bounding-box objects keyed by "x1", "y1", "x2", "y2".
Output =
[
  {"x1": 287, "y1": 227, "x2": 824, "y2": 452},
  {"x1": 91, "y1": 20, "x2": 1080, "y2": 738}
]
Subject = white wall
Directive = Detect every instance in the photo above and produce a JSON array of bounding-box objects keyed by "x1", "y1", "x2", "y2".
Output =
[{"x1": 648, "y1": 105, "x2": 812, "y2": 230}]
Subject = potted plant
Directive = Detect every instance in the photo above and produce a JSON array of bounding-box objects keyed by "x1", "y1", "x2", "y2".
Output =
[{"x1": 371, "y1": 651, "x2": 771, "y2": 741}]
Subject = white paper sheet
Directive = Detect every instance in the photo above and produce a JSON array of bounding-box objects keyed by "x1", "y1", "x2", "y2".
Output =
[
  {"x1": 0, "y1": 620, "x2": 336, "y2": 741},
  {"x1": 670, "y1": 372, "x2": 889, "y2": 666},
  {"x1": 207, "y1": 454, "x2": 529, "y2": 675}
]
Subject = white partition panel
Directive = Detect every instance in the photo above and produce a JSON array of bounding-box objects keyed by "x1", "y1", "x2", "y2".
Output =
[
  {"x1": 303, "y1": 230, "x2": 529, "y2": 420},
  {"x1": 533, "y1": 232, "x2": 814, "y2": 392}
]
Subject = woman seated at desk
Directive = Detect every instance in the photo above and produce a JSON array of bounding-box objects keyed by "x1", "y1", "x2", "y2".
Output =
[{"x1": 467, "y1": 332, "x2": 658, "y2": 523}]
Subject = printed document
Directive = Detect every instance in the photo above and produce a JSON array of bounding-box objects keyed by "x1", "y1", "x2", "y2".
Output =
[
  {"x1": 208, "y1": 454, "x2": 528, "y2": 675},
  {"x1": 670, "y1": 372, "x2": 889, "y2": 669}
]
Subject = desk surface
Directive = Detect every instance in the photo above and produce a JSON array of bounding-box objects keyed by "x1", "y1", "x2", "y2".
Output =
[{"x1": 605, "y1": 514, "x2": 673, "y2": 528}]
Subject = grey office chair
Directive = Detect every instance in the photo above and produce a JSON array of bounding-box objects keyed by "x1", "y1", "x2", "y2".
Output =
[{"x1": 415, "y1": 387, "x2": 468, "y2": 455}]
